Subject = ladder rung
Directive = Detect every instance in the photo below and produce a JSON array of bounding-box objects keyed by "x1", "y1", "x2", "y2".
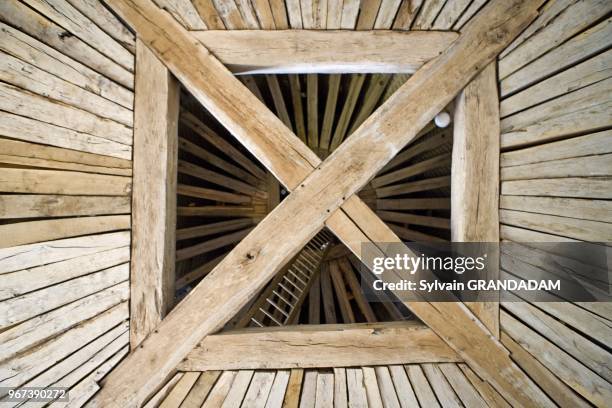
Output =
[
  {"x1": 282, "y1": 276, "x2": 304, "y2": 292},
  {"x1": 288, "y1": 270, "x2": 308, "y2": 287},
  {"x1": 266, "y1": 298, "x2": 290, "y2": 318},
  {"x1": 278, "y1": 283, "x2": 300, "y2": 300},
  {"x1": 250, "y1": 317, "x2": 264, "y2": 327},
  {"x1": 260, "y1": 308, "x2": 283, "y2": 325},
  {"x1": 272, "y1": 290, "x2": 294, "y2": 308}
]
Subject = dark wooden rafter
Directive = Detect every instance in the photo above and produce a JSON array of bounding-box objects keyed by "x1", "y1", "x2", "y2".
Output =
[{"x1": 93, "y1": 1, "x2": 551, "y2": 406}]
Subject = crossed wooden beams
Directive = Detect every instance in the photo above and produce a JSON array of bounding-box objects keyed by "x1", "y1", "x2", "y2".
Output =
[{"x1": 91, "y1": 0, "x2": 551, "y2": 406}]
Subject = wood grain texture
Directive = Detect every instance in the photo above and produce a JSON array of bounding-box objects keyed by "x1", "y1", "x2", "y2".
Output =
[{"x1": 129, "y1": 40, "x2": 179, "y2": 348}]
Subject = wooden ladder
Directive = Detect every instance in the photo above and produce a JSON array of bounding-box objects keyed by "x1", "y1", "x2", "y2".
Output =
[{"x1": 235, "y1": 230, "x2": 334, "y2": 328}]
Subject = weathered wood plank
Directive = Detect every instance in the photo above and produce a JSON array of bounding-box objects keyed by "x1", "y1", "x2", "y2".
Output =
[
  {"x1": 501, "y1": 178, "x2": 612, "y2": 199},
  {"x1": 0, "y1": 168, "x2": 131, "y2": 196},
  {"x1": 0, "y1": 195, "x2": 130, "y2": 219},
  {"x1": 191, "y1": 30, "x2": 458, "y2": 74},
  {"x1": 0, "y1": 215, "x2": 130, "y2": 248},
  {"x1": 500, "y1": 195, "x2": 612, "y2": 224},
  {"x1": 0, "y1": 0, "x2": 133, "y2": 88}
]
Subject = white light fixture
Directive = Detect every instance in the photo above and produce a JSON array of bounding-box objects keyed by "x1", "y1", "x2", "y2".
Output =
[{"x1": 434, "y1": 111, "x2": 451, "y2": 128}]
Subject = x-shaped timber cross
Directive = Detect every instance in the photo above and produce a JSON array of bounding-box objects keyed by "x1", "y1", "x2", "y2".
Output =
[{"x1": 91, "y1": 0, "x2": 552, "y2": 406}]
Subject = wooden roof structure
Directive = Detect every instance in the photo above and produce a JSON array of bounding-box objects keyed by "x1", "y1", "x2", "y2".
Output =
[{"x1": 0, "y1": 0, "x2": 611, "y2": 407}]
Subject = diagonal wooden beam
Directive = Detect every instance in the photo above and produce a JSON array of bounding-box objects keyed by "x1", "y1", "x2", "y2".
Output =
[
  {"x1": 94, "y1": 1, "x2": 550, "y2": 407},
  {"x1": 178, "y1": 322, "x2": 461, "y2": 370}
]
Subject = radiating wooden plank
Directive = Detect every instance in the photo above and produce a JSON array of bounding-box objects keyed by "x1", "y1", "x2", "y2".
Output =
[
  {"x1": 319, "y1": 74, "x2": 341, "y2": 152},
  {"x1": 0, "y1": 83, "x2": 132, "y2": 145},
  {"x1": 264, "y1": 370, "x2": 290, "y2": 407},
  {"x1": 502, "y1": 311, "x2": 611, "y2": 406},
  {"x1": 421, "y1": 364, "x2": 461, "y2": 407},
  {"x1": 0, "y1": 302, "x2": 128, "y2": 391},
  {"x1": 0, "y1": 0, "x2": 133, "y2": 87},
  {"x1": 405, "y1": 365, "x2": 440, "y2": 407},
  {"x1": 501, "y1": 49, "x2": 612, "y2": 117},
  {"x1": 332, "y1": 368, "x2": 347, "y2": 407},
  {"x1": 499, "y1": 0, "x2": 612, "y2": 79},
  {"x1": 328, "y1": 73, "x2": 365, "y2": 151},
  {"x1": 177, "y1": 184, "x2": 251, "y2": 204},
  {"x1": 438, "y1": 363, "x2": 487, "y2": 407},
  {"x1": 193, "y1": 0, "x2": 225, "y2": 28},
  {"x1": 306, "y1": 74, "x2": 319, "y2": 150},
  {"x1": 160, "y1": 372, "x2": 200, "y2": 408},
  {"x1": 243, "y1": 371, "x2": 275, "y2": 407},
  {"x1": 179, "y1": 371, "x2": 221, "y2": 408},
  {"x1": 0, "y1": 21, "x2": 132, "y2": 108},
  {"x1": 0, "y1": 111, "x2": 131, "y2": 159},
  {"x1": 0, "y1": 52, "x2": 132, "y2": 126},
  {"x1": 500, "y1": 332, "x2": 590, "y2": 408},
  {"x1": 192, "y1": 30, "x2": 458, "y2": 74},
  {"x1": 202, "y1": 371, "x2": 237, "y2": 407},
  {"x1": 346, "y1": 368, "x2": 368, "y2": 406},
  {"x1": 0, "y1": 215, "x2": 130, "y2": 248},
  {"x1": 500, "y1": 195, "x2": 612, "y2": 224},
  {"x1": 501, "y1": 18, "x2": 612, "y2": 96},
  {"x1": 180, "y1": 322, "x2": 460, "y2": 370},
  {"x1": 375, "y1": 366, "x2": 400, "y2": 408},
  {"x1": 411, "y1": 0, "x2": 445, "y2": 29},
  {"x1": 501, "y1": 178, "x2": 612, "y2": 199},
  {"x1": 501, "y1": 130, "x2": 612, "y2": 167},
  {"x1": 283, "y1": 369, "x2": 304, "y2": 408},
  {"x1": 176, "y1": 219, "x2": 254, "y2": 241},
  {"x1": 314, "y1": 372, "x2": 334, "y2": 408},
  {"x1": 0, "y1": 139, "x2": 131, "y2": 176},
  {"x1": 0, "y1": 282, "x2": 128, "y2": 362},
  {"x1": 432, "y1": 0, "x2": 471, "y2": 29},
  {"x1": 221, "y1": 370, "x2": 254, "y2": 407},
  {"x1": 154, "y1": 0, "x2": 206, "y2": 29},
  {"x1": 502, "y1": 154, "x2": 612, "y2": 181},
  {"x1": 0, "y1": 168, "x2": 131, "y2": 196},
  {"x1": 374, "y1": 0, "x2": 402, "y2": 28},
  {"x1": 0, "y1": 195, "x2": 130, "y2": 219},
  {"x1": 392, "y1": 0, "x2": 422, "y2": 29},
  {"x1": 329, "y1": 260, "x2": 355, "y2": 323},
  {"x1": 176, "y1": 227, "x2": 254, "y2": 261},
  {"x1": 377, "y1": 211, "x2": 450, "y2": 229},
  {"x1": 0, "y1": 263, "x2": 128, "y2": 329},
  {"x1": 372, "y1": 153, "x2": 452, "y2": 188},
  {"x1": 388, "y1": 365, "x2": 419, "y2": 407}
]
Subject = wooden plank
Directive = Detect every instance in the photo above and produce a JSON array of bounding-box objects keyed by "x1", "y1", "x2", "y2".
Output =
[
  {"x1": 501, "y1": 209, "x2": 612, "y2": 243},
  {"x1": 176, "y1": 219, "x2": 254, "y2": 241},
  {"x1": 289, "y1": 75, "x2": 307, "y2": 142},
  {"x1": 501, "y1": 178, "x2": 612, "y2": 199},
  {"x1": 371, "y1": 153, "x2": 452, "y2": 188},
  {"x1": 0, "y1": 168, "x2": 131, "y2": 196},
  {"x1": 178, "y1": 160, "x2": 264, "y2": 197},
  {"x1": 501, "y1": 75, "x2": 612, "y2": 149},
  {"x1": 376, "y1": 176, "x2": 451, "y2": 198},
  {"x1": 177, "y1": 206, "x2": 256, "y2": 217},
  {"x1": 346, "y1": 368, "x2": 368, "y2": 406},
  {"x1": 500, "y1": 195, "x2": 612, "y2": 223},
  {"x1": 0, "y1": 21, "x2": 132, "y2": 108},
  {"x1": 499, "y1": 0, "x2": 612, "y2": 79},
  {"x1": 264, "y1": 370, "x2": 290, "y2": 407},
  {"x1": 388, "y1": 365, "x2": 419, "y2": 407},
  {"x1": 501, "y1": 49, "x2": 612, "y2": 117},
  {"x1": 332, "y1": 368, "x2": 347, "y2": 407},
  {"x1": 266, "y1": 75, "x2": 293, "y2": 129},
  {"x1": 179, "y1": 137, "x2": 259, "y2": 185},
  {"x1": 503, "y1": 295, "x2": 612, "y2": 382},
  {"x1": 0, "y1": 215, "x2": 130, "y2": 248},
  {"x1": 432, "y1": 0, "x2": 471, "y2": 29},
  {"x1": 192, "y1": 30, "x2": 458, "y2": 74},
  {"x1": 500, "y1": 332, "x2": 590, "y2": 408},
  {"x1": 283, "y1": 369, "x2": 304, "y2": 408},
  {"x1": 0, "y1": 51, "x2": 132, "y2": 126},
  {"x1": 0, "y1": 243, "x2": 130, "y2": 300},
  {"x1": 374, "y1": 0, "x2": 402, "y2": 29},
  {"x1": 328, "y1": 74, "x2": 365, "y2": 151},
  {"x1": 329, "y1": 260, "x2": 355, "y2": 323},
  {"x1": 177, "y1": 184, "x2": 251, "y2": 204},
  {"x1": 411, "y1": 0, "x2": 445, "y2": 29},
  {"x1": 0, "y1": 231, "x2": 129, "y2": 274},
  {"x1": 319, "y1": 74, "x2": 341, "y2": 151},
  {"x1": 0, "y1": 195, "x2": 129, "y2": 219},
  {"x1": 221, "y1": 370, "x2": 253, "y2": 407},
  {"x1": 307, "y1": 74, "x2": 319, "y2": 149},
  {"x1": 193, "y1": 0, "x2": 225, "y2": 28},
  {"x1": 0, "y1": 302, "x2": 128, "y2": 391},
  {"x1": 340, "y1": 0, "x2": 360, "y2": 29},
  {"x1": 0, "y1": 139, "x2": 131, "y2": 176},
  {"x1": 458, "y1": 364, "x2": 511, "y2": 408},
  {"x1": 421, "y1": 364, "x2": 461, "y2": 407},
  {"x1": 201, "y1": 371, "x2": 236, "y2": 407},
  {"x1": 130, "y1": 40, "x2": 179, "y2": 349},
  {"x1": 392, "y1": 0, "x2": 422, "y2": 29},
  {"x1": 153, "y1": 0, "x2": 206, "y2": 29},
  {"x1": 243, "y1": 371, "x2": 275, "y2": 407},
  {"x1": 362, "y1": 367, "x2": 383, "y2": 408},
  {"x1": 377, "y1": 197, "x2": 450, "y2": 211},
  {"x1": 451, "y1": 63, "x2": 500, "y2": 336},
  {"x1": 314, "y1": 372, "x2": 334, "y2": 407},
  {"x1": 159, "y1": 372, "x2": 200, "y2": 408},
  {"x1": 501, "y1": 311, "x2": 611, "y2": 406},
  {"x1": 0, "y1": 82, "x2": 132, "y2": 145},
  {"x1": 299, "y1": 370, "x2": 317, "y2": 408},
  {"x1": 501, "y1": 18, "x2": 612, "y2": 96},
  {"x1": 377, "y1": 211, "x2": 450, "y2": 229},
  {"x1": 348, "y1": 74, "x2": 392, "y2": 134},
  {"x1": 94, "y1": 1, "x2": 548, "y2": 406},
  {"x1": 405, "y1": 365, "x2": 440, "y2": 407},
  {"x1": 308, "y1": 276, "x2": 321, "y2": 324},
  {"x1": 0, "y1": 282, "x2": 128, "y2": 363},
  {"x1": 501, "y1": 130, "x2": 612, "y2": 167},
  {"x1": 438, "y1": 363, "x2": 487, "y2": 407},
  {"x1": 176, "y1": 227, "x2": 254, "y2": 261},
  {"x1": 501, "y1": 154, "x2": 612, "y2": 180},
  {"x1": 0, "y1": 111, "x2": 131, "y2": 160},
  {"x1": 0, "y1": 0, "x2": 133, "y2": 88},
  {"x1": 0, "y1": 263, "x2": 128, "y2": 329},
  {"x1": 375, "y1": 366, "x2": 400, "y2": 408}
]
